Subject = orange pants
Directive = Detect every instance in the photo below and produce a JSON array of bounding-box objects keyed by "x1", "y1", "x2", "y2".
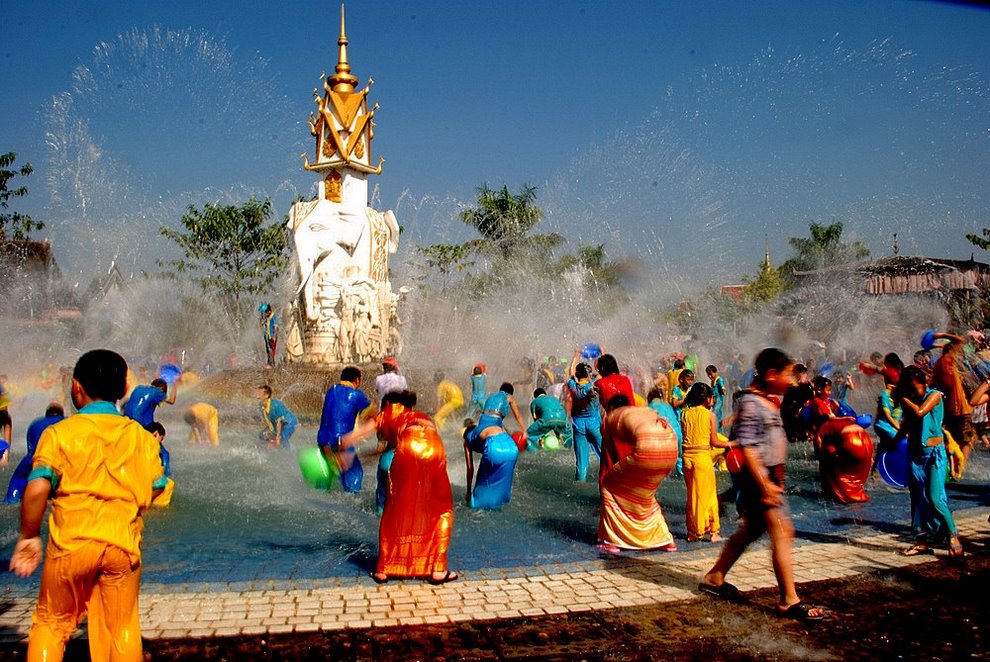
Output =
[{"x1": 29, "y1": 541, "x2": 143, "y2": 662}]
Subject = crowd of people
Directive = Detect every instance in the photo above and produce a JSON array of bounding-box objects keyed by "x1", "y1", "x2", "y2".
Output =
[{"x1": 4, "y1": 325, "x2": 989, "y2": 658}]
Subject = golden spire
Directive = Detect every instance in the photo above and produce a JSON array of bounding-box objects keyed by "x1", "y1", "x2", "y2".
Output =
[
  {"x1": 762, "y1": 237, "x2": 772, "y2": 270},
  {"x1": 327, "y1": 3, "x2": 359, "y2": 93}
]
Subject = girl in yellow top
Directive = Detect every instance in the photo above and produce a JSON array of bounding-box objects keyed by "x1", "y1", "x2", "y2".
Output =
[{"x1": 680, "y1": 382, "x2": 734, "y2": 542}]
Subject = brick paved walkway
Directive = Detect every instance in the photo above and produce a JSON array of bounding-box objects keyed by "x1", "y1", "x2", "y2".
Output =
[{"x1": 2, "y1": 508, "x2": 985, "y2": 645}]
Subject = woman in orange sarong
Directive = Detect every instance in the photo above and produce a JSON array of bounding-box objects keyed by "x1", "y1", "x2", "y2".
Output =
[
  {"x1": 598, "y1": 394, "x2": 679, "y2": 553},
  {"x1": 342, "y1": 390, "x2": 457, "y2": 584}
]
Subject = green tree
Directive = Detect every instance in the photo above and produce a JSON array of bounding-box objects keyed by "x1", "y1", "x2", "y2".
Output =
[
  {"x1": 158, "y1": 197, "x2": 288, "y2": 331},
  {"x1": 742, "y1": 253, "x2": 784, "y2": 303},
  {"x1": 458, "y1": 184, "x2": 564, "y2": 263},
  {"x1": 415, "y1": 243, "x2": 475, "y2": 292},
  {"x1": 0, "y1": 152, "x2": 45, "y2": 240},
  {"x1": 555, "y1": 243, "x2": 626, "y2": 296},
  {"x1": 966, "y1": 228, "x2": 990, "y2": 251},
  {"x1": 779, "y1": 220, "x2": 869, "y2": 286}
]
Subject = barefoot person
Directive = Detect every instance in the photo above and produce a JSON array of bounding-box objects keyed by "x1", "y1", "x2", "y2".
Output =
[
  {"x1": 895, "y1": 366, "x2": 963, "y2": 558},
  {"x1": 699, "y1": 348, "x2": 825, "y2": 622},
  {"x1": 10, "y1": 349, "x2": 166, "y2": 661},
  {"x1": 597, "y1": 393, "x2": 679, "y2": 553},
  {"x1": 341, "y1": 390, "x2": 457, "y2": 585}
]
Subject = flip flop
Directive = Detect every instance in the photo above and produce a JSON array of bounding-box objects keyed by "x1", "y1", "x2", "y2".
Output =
[
  {"x1": 778, "y1": 602, "x2": 825, "y2": 622},
  {"x1": 698, "y1": 581, "x2": 746, "y2": 603},
  {"x1": 901, "y1": 545, "x2": 934, "y2": 557},
  {"x1": 427, "y1": 570, "x2": 459, "y2": 585},
  {"x1": 369, "y1": 572, "x2": 389, "y2": 584}
]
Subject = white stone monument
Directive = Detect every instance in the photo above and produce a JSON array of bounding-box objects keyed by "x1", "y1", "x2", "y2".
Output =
[{"x1": 284, "y1": 6, "x2": 404, "y2": 365}]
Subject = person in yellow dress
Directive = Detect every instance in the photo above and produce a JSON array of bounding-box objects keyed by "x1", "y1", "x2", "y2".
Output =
[
  {"x1": 9, "y1": 349, "x2": 166, "y2": 661},
  {"x1": 184, "y1": 402, "x2": 220, "y2": 446},
  {"x1": 680, "y1": 383, "x2": 734, "y2": 542},
  {"x1": 433, "y1": 372, "x2": 465, "y2": 431}
]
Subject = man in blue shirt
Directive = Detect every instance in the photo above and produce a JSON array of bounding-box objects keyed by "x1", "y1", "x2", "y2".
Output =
[
  {"x1": 123, "y1": 379, "x2": 175, "y2": 427},
  {"x1": 317, "y1": 366, "x2": 373, "y2": 492},
  {"x1": 5, "y1": 403, "x2": 65, "y2": 504}
]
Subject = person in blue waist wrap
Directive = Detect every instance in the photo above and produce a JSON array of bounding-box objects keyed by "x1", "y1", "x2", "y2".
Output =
[
  {"x1": 566, "y1": 353, "x2": 602, "y2": 482},
  {"x1": 122, "y1": 378, "x2": 175, "y2": 427},
  {"x1": 5, "y1": 403, "x2": 64, "y2": 504},
  {"x1": 256, "y1": 384, "x2": 298, "y2": 449},
  {"x1": 527, "y1": 388, "x2": 572, "y2": 450},
  {"x1": 894, "y1": 365, "x2": 963, "y2": 558},
  {"x1": 317, "y1": 366, "x2": 374, "y2": 493},
  {"x1": 463, "y1": 419, "x2": 520, "y2": 510},
  {"x1": 466, "y1": 364, "x2": 488, "y2": 419},
  {"x1": 464, "y1": 382, "x2": 527, "y2": 448}
]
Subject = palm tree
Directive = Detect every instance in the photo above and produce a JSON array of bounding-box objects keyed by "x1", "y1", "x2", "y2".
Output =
[
  {"x1": 458, "y1": 184, "x2": 563, "y2": 262},
  {"x1": 779, "y1": 220, "x2": 869, "y2": 286}
]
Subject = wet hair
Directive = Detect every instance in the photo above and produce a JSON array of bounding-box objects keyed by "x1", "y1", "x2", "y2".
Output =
[
  {"x1": 151, "y1": 378, "x2": 168, "y2": 392},
  {"x1": 596, "y1": 354, "x2": 620, "y2": 377},
  {"x1": 473, "y1": 366, "x2": 483, "y2": 376},
  {"x1": 679, "y1": 369, "x2": 694, "y2": 384},
  {"x1": 705, "y1": 365, "x2": 718, "y2": 375},
  {"x1": 73, "y1": 349, "x2": 128, "y2": 403},
  {"x1": 45, "y1": 402, "x2": 64, "y2": 418},
  {"x1": 894, "y1": 365, "x2": 928, "y2": 405},
  {"x1": 462, "y1": 423, "x2": 477, "y2": 441},
  {"x1": 533, "y1": 388, "x2": 546, "y2": 398},
  {"x1": 673, "y1": 359, "x2": 685, "y2": 370},
  {"x1": 683, "y1": 382, "x2": 714, "y2": 408},
  {"x1": 812, "y1": 376, "x2": 832, "y2": 392},
  {"x1": 575, "y1": 363, "x2": 592, "y2": 379},
  {"x1": 381, "y1": 390, "x2": 404, "y2": 407},
  {"x1": 257, "y1": 384, "x2": 273, "y2": 397},
  {"x1": 144, "y1": 421, "x2": 166, "y2": 438},
  {"x1": 499, "y1": 382, "x2": 514, "y2": 395},
  {"x1": 340, "y1": 366, "x2": 362, "y2": 383},
  {"x1": 183, "y1": 409, "x2": 196, "y2": 425},
  {"x1": 433, "y1": 371, "x2": 445, "y2": 383},
  {"x1": 883, "y1": 353, "x2": 904, "y2": 371},
  {"x1": 646, "y1": 386, "x2": 665, "y2": 402},
  {"x1": 793, "y1": 363, "x2": 808, "y2": 376},
  {"x1": 752, "y1": 348, "x2": 794, "y2": 386},
  {"x1": 606, "y1": 394, "x2": 631, "y2": 410},
  {"x1": 396, "y1": 390, "x2": 417, "y2": 408}
]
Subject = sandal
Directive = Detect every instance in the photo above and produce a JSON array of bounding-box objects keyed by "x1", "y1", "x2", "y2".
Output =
[
  {"x1": 595, "y1": 542, "x2": 622, "y2": 555},
  {"x1": 778, "y1": 602, "x2": 825, "y2": 622},
  {"x1": 428, "y1": 570, "x2": 459, "y2": 585},
  {"x1": 698, "y1": 581, "x2": 747, "y2": 603},
  {"x1": 369, "y1": 572, "x2": 389, "y2": 584},
  {"x1": 901, "y1": 544, "x2": 934, "y2": 557},
  {"x1": 658, "y1": 542, "x2": 678, "y2": 553}
]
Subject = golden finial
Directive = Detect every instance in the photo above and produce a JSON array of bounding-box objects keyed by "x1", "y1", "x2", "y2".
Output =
[
  {"x1": 762, "y1": 237, "x2": 772, "y2": 270},
  {"x1": 328, "y1": 3, "x2": 359, "y2": 93}
]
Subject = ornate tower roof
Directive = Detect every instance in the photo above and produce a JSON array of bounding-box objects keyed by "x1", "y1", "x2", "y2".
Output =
[{"x1": 304, "y1": 4, "x2": 383, "y2": 176}]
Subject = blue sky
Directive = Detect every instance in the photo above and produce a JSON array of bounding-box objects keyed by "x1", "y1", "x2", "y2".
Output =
[{"x1": 2, "y1": 1, "x2": 988, "y2": 294}]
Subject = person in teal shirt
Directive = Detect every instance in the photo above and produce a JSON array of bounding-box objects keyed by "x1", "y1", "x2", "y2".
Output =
[
  {"x1": 256, "y1": 384, "x2": 297, "y2": 449},
  {"x1": 895, "y1": 366, "x2": 962, "y2": 557},
  {"x1": 526, "y1": 388, "x2": 572, "y2": 450},
  {"x1": 706, "y1": 365, "x2": 727, "y2": 433},
  {"x1": 467, "y1": 364, "x2": 487, "y2": 418}
]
